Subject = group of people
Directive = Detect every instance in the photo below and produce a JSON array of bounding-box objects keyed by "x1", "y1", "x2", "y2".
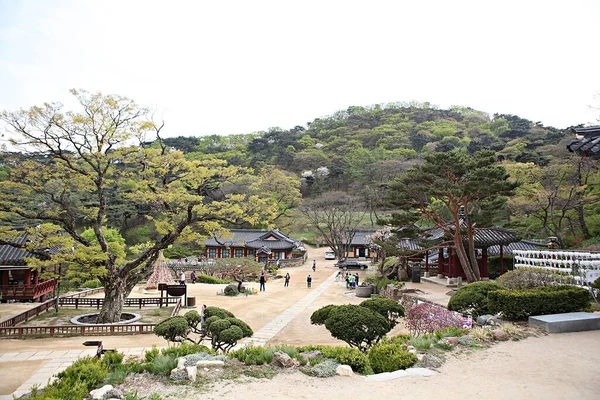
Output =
[
  {"x1": 341, "y1": 272, "x2": 359, "y2": 289},
  {"x1": 179, "y1": 271, "x2": 197, "y2": 285}
]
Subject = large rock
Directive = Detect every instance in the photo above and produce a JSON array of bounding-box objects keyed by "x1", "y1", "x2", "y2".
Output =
[
  {"x1": 177, "y1": 357, "x2": 186, "y2": 370},
  {"x1": 477, "y1": 314, "x2": 494, "y2": 326},
  {"x1": 492, "y1": 329, "x2": 510, "y2": 341},
  {"x1": 186, "y1": 366, "x2": 198, "y2": 382},
  {"x1": 336, "y1": 365, "x2": 354, "y2": 376},
  {"x1": 415, "y1": 354, "x2": 442, "y2": 369},
  {"x1": 104, "y1": 388, "x2": 123, "y2": 399},
  {"x1": 89, "y1": 385, "x2": 114, "y2": 400},
  {"x1": 196, "y1": 360, "x2": 225, "y2": 367},
  {"x1": 272, "y1": 351, "x2": 296, "y2": 368},
  {"x1": 170, "y1": 368, "x2": 188, "y2": 381}
]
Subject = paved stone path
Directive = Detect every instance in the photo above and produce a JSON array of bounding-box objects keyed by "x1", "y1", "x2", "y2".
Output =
[
  {"x1": 242, "y1": 270, "x2": 337, "y2": 347},
  {"x1": 0, "y1": 271, "x2": 338, "y2": 399}
]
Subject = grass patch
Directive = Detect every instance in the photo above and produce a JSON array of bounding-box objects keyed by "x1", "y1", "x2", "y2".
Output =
[
  {"x1": 244, "y1": 366, "x2": 278, "y2": 379},
  {"x1": 20, "y1": 306, "x2": 174, "y2": 326}
]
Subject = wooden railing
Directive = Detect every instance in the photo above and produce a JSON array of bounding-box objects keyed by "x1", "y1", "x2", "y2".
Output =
[
  {"x1": 0, "y1": 298, "x2": 57, "y2": 328},
  {"x1": 0, "y1": 278, "x2": 58, "y2": 300},
  {"x1": 0, "y1": 323, "x2": 156, "y2": 338},
  {"x1": 58, "y1": 296, "x2": 180, "y2": 309}
]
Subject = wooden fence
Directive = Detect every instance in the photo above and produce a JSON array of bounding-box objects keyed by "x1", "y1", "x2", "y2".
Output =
[
  {"x1": 0, "y1": 323, "x2": 157, "y2": 338},
  {"x1": 59, "y1": 296, "x2": 180, "y2": 309}
]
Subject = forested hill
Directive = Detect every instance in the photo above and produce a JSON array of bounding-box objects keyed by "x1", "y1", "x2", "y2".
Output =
[{"x1": 158, "y1": 103, "x2": 572, "y2": 195}]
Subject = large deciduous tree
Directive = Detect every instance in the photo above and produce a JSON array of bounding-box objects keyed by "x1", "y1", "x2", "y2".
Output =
[
  {"x1": 300, "y1": 192, "x2": 366, "y2": 260},
  {"x1": 387, "y1": 150, "x2": 516, "y2": 282},
  {"x1": 0, "y1": 90, "x2": 267, "y2": 322}
]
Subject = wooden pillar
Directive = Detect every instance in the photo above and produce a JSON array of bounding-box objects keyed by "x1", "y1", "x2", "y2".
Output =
[
  {"x1": 480, "y1": 248, "x2": 489, "y2": 278},
  {"x1": 438, "y1": 248, "x2": 443, "y2": 275},
  {"x1": 25, "y1": 269, "x2": 32, "y2": 286},
  {"x1": 33, "y1": 270, "x2": 39, "y2": 285},
  {"x1": 425, "y1": 252, "x2": 429, "y2": 274},
  {"x1": 2, "y1": 270, "x2": 8, "y2": 285},
  {"x1": 499, "y1": 245, "x2": 504, "y2": 275}
]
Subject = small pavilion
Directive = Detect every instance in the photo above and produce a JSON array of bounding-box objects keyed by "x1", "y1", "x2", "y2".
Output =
[
  {"x1": 0, "y1": 229, "x2": 58, "y2": 302},
  {"x1": 567, "y1": 126, "x2": 600, "y2": 157}
]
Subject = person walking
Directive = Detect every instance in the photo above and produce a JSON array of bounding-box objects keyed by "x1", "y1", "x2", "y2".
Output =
[
  {"x1": 284, "y1": 273, "x2": 290, "y2": 287},
  {"x1": 312, "y1": 260, "x2": 316, "y2": 272},
  {"x1": 179, "y1": 271, "x2": 186, "y2": 285},
  {"x1": 355, "y1": 273, "x2": 359, "y2": 287},
  {"x1": 307, "y1": 274, "x2": 312, "y2": 288},
  {"x1": 190, "y1": 271, "x2": 197, "y2": 284},
  {"x1": 259, "y1": 272, "x2": 266, "y2": 291}
]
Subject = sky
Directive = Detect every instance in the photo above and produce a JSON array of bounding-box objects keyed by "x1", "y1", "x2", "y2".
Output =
[{"x1": 1, "y1": 0, "x2": 599, "y2": 141}]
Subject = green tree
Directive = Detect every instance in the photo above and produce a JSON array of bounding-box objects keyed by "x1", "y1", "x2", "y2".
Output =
[
  {"x1": 387, "y1": 150, "x2": 517, "y2": 282},
  {"x1": 0, "y1": 90, "x2": 269, "y2": 323}
]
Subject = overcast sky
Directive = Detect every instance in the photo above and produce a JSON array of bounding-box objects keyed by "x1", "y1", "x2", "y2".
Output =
[{"x1": 1, "y1": 0, "x2": 599, "y2": 140}]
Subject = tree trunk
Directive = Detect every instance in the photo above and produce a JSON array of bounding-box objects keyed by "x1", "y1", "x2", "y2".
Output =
[
  {"x1": 453, "y1": 235, "x2": 477, "y2": 282},
  {"x1": 97, "y1": 273, "x2": 130, "y2": 323},
  {"x1": 465, "y1": 219, "x2": 481, "y2": 281}
]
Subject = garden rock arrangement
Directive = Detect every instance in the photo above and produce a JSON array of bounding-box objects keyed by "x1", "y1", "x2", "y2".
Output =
[{"x1": 170, "y1": 353, "x2": 228, "y2": 382}]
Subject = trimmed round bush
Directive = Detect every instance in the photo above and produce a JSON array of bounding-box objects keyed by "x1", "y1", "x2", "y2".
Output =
[
  {"x1": 488, "y1": 285, "x2": 591, "y2": 319},
  {"x1": 360, "y1": 298, "x2": 405, "y2": 327},
  {"x1": 154, "y1": 316, "x2": 190, "y2": 342},
  {"x1": 204, "y1": 306, "x2": 235, "y2": 319},
  {"x1": 228, "y1": 318, "x2": 254, "y2": 337},
  {"x1": 219, "y1": 325, "x2": 244, "y2": 344},
  {"x1": 310, "y1": 304, "x2": 338, "y2": 325},
  {"x1": 323, "y1": 305, "x2": 392, "y2": 352},
  {"x1": 368, "y1": 343, "x2": 417, "y2": 373},
  {"x1": 208, "y1": 319, "x2": 232, "y2": 336},
  {"x1": 184, "y1": 310, "x2": 201, "y2": 325},
  {"x1": 447, "y1": 281, "x2": 503, "y2": 317},
  {"x1": 224, "y1": 285, "x2": 239, "y2": 296}
]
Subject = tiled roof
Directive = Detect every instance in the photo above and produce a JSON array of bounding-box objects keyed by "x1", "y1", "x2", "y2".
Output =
[
  {"x1": 205, "y1": 229, "x2": 301, "y2": 250},
  {"x1": 397, "y1": 238, "x2": 423, "y2": 251},
  {"x1": 567, "y1": 126, "x2": 600, "y2": 155},
  {"x1": 486, "y1": 240, "x2": 545, "y2": 256},
  {"x1": 0, "y1": 230, "x2": 38, "y2": 265},
  {"x1": 422, "y1": 221, "x2": 520, "y2": 248},
  {"x1": 351, "y1": 230, "x2": 377, "y2": 246}
]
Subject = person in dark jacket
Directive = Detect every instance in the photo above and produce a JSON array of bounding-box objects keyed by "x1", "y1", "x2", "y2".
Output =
[
  {"x1": 284, "y1": 273, "x2": 290, "y2": 287},
  {"x1": 259, "y1": 272, "x2": 266, "y2": 291},
  {"x1": 307, "y1": 274, "x2": 312, "y2": 288}
]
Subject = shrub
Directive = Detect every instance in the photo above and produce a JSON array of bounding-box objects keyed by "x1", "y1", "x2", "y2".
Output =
[
  {"x1": 487, "y1": 255, "x2": 514, "y2": 278},
  {"x1": 496, "y1": 268, "x2": 573, "y2": 290},
  {"x1": 469, "y1": 326, "x2": 493, "y2": 342},
  {"x1": 204, "y1": 306, "x2": 235, "y2": 319},
  {"x1": 368, "y1": 342, "x2": 417, "y2": 373},
  {"x1": 447, "y1": 281, "x2": 503, "y2": 317},
  {"x1": 144, "y1": 346, "x2": 160, "y2": 362},
  {"x1": 230, "y1": 346, "x2": 276, "y2": 365},
  {"x1": 101, "y1": 351, "x2": 124, "y2": 369},
  {"x1": 310, "y1": 304, "x2": 338, "y2": 325},
  {"x1": 364, "y1": 275, "x2": 405, "y2": 291},
  {"x1": 144, "y1": 354, "x2": 178, "y2": 376},
  {"x1": 160, "y1": 342, "x2": 213, "y2": 358},
  {"x1": 154, "y1": 316, "x2": 190, "y2": 342},
  {"x1": 224, "y1": 285, "x2": 238, "y2": 296},
  {"x1": 28, "y1": 357, "x2": 109, "y2": 400},
  {"x1": 312, "y1": 304, "x2": 392, "y2": 352},
  {"x1": 207, "y1": 317, "x2": 253, "y2": 352},
  {"x1": 433, "y1": 326, "x2": 465, "y2": 340},
  {"x1": 409, "y1": 336, "x2": 436, "y2": 351},
  {"x1": 359, "y1": 298, "x2": 405, "y2": 327},
  {"x1": 592, "y1": 277, "x2": 600, "y2": 290},
  {"x1": 303, "y1": 359, "x2": 340, "y2": 377},
  {"x1": 406, "y1": 303, "x2": 467, "y2": 336},
  {"x1": 184, "y1": 310, "x2": 201, "y2": 326},
  {"x1": 197, "y1": 274, "x2": 231, "y2": 284},
  {"x1": 296, "y1": 345, "x2": 369, "y2": 373},
  {"x1": 488, "y1": 285, "x2": 591, "y2": 319},
  {"x1": 81, "y1": 278, "x2": 102, "y2": 289}
]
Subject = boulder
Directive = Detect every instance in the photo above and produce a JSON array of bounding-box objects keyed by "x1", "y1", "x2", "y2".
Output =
[
  {"x1": 177, "y1": 357, "x2": 186, "y2": 370},
  {"x1": 477, "y1": 314, "x2": 495, "y2": 326},
  {"x1": 336, "y1": 365, "x2": 354, "y2": 376},
  {"x1": 272, "y1": 351, "x2": 296, "y2": 368},
  {"x1": 196, "y1": 360, "x2": 225, "y2": 367},
  {"x1": 415, "y1": 354, "x2": 442, "y2": 369},
  {"x1": 299, "y1": 350, "x2": 322, "y2": 360},
  {"x1": 186, "y1": 366, "x2": 198, "y2": 382},
  {"x1": 103, "y1": 388, "x2": 123, "y2": 399},
  {"x1": 89, "y1": 385, "x2": 114, "y2": 400},
  {"x1": 170, "y1": 368, "x2": 189, "y2": 381},
  {"x1": 492, "y1": 329, "x2": 510, "y2": 341}
]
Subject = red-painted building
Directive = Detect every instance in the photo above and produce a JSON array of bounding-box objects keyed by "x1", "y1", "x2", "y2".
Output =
[
  {"x1": 204, "y1": 229, "x2": 303, "y2": 264},
  {"x1": 0, "y1": 230, "x2": 58, "y2": 302}
]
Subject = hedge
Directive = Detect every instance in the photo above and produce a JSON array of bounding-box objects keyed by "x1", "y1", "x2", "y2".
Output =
[
  {"x1": 488, "y1": 285, "x2": 591, "y2": 319},
  {"x1": 447, "y1": 281, "x2": 503, "y2": 317}
]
